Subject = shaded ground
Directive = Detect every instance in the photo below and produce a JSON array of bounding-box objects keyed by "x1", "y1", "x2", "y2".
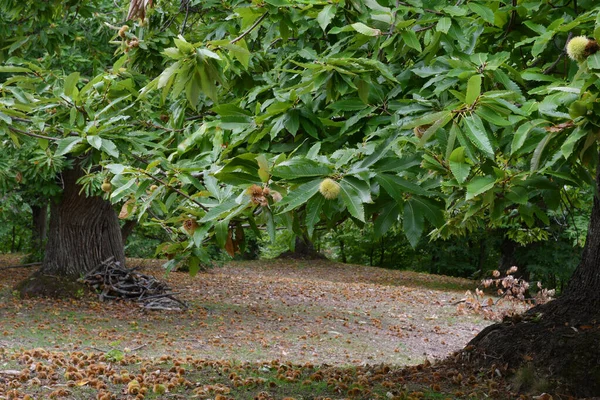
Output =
[{"x1": 0, "y1": 255, "x2": 525, "y2": 399}]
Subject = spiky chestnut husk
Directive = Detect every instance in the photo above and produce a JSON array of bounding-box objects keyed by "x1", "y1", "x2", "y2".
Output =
[
  {"x1": 101, "y1": 181, "x2": 112, "y2": 193},
  {"x1": 183, "y1": 219, "x2": 199, "y2": 234},
  {"x1": 567, "y1": 36, "x2": 600, "y2": 61},
  {"x1": 118, "y1": 25, "x2": 129, "y2": 38},
  {"x1": 319, "y1": 178, "x2": 340, "y2": 200}
]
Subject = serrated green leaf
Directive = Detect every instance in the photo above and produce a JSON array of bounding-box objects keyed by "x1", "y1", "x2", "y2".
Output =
[
  {"x1": 468, "y1": 2, "x2": 495, "y2": 24},
  {"x1": 55, "y1": 137, "x2": 83, "y2": 157},
  {"x1": 215, "y1": 220, "x2": 229, "y2": 248},
  {"x1": 462, "y1": 114, "x2": 494, "y2": 158},
  {"x1": 376, "y1": 174, "x2": 432, "y2": 199},
  {"x1": 64, "y1": 72, "x2": 80, "y2": 98},
  {"x1": 466, "y1": 176, "x2": 495, "y2": 200},
  {"x1": 530, "y1": 132, "x2": 553, "y2": 171},
  {"x1": 418, "y1": 111, "x2": 453, "y2": 146},
  {"x1": 0, "y1": 66, "x2": 32, "y2": 73},
  {"x1": 272, "y1": 158, "x2": 332, "y2": 179},
  {"x1": 351, "y1": 22, "x2": 381, "y2": 36},
  {"x1": 465, "y1": 74, "x2": 482, "y2": 105},
  {"x1": 511, "y1": 119, "x2": 547, "y2": 155},
  {"x1": 374, "y1": 202, "x2": 399, "y2": 238},
  {"x1": 403, "y1": 200, "x2": 424, "y2": 248},
  {"x1": 339, "y1": 180, "x2": 365, "y2": 222},
  {"x1": 449, "y1": 147, "x2": 470, "y2": 183},
  {"x1": 410, "y1": 196, "x2": 444, "y2": 227},
  {"x1": 278, "y1": 179, "x2": 322, "y2": 213},
  {"x1": 306, "y1": 195, "x2": 325, "y2": 237},
  {"x1": 401, "y1": 30, "x2": 421, "y2": 52},
  {"x1": 317, "y1": 5, "x2": 336, "y2": 32},
  {"x1": 436, "y1": 17, "x2": 451, "y2": 34},
  {"x1": 561, "y1": 126, "x2": 588, "y2": 159}
]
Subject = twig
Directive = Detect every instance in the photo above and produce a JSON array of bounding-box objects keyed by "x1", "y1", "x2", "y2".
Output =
[
  {"x1": 231, "y1": 12, "x2": 268, "y2": 44},
  {"x1": 0, "y1": 262, "x2": 41, "y2": 270},
  {"x1": 137, "y1": 168, "x2": 209, "y2": 211},
  {"x1": 7, "y1": 126, "x2": 59, "y2": 141}
]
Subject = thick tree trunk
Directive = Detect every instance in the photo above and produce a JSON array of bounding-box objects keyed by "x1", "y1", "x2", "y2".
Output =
[
  {"x1": 16, "y1": 166, "x2": 125, "y2": 298},
  {"x1": 464, "y1": 154, "x2": 600, "y2": 397},
  {"x1": 30, "y1": 200, "x2": 48, "y2": 258},
  {"x1": 41, "y1": 167, "x2": 125, "y2": 276}
]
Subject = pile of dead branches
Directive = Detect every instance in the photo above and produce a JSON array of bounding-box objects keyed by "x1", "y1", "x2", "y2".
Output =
[{"x1": 81, "y1": 257, "x2": 187, "y2": 311}]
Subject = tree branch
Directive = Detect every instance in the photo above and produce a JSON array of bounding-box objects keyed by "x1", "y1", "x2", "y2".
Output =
[
  {"x1": 137, "y1": 168, "x2": 209, "y2": 211},
  {"x1": 7, "y1": 126, "x2": 60, "y2": 141},
  {"x1": 231, "y1": 12, "x2": 268, "y2": 44}
]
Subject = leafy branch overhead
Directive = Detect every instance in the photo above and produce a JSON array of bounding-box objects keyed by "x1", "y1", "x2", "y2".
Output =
[{"x1": 1, "y1": 0, "x2": 600, "y2": 267}]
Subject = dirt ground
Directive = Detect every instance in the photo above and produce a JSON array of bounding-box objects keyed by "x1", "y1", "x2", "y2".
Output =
[{"x1": 0, "y1": 256, "x2": 490, "y2": 366}]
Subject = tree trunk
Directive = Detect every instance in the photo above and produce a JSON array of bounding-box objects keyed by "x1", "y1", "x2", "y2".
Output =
[
  {"x1": 30, "y1": 200, "x2": 48, "y2": 259},
  {"x1": 278, "y1": 233, "x2": 325, "y2": 260},
  {"x1": 16, "y1": 166, "x2": 125, "y2": 298},
  {"x1": 339, "y1": 239, "x2": 347, "y2": 263},
  {"x1": 465, "y1": 154, "x2": 600, "y2": 397},
  {"x1": 121, "y1": 219, "x2": 137, "y2": 246}
]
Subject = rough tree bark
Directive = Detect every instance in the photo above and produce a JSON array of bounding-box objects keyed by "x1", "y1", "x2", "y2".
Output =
[
  {"x1": 464, "y1": 153, "x2": 600, "y2": 397},
  {"x1": 17, "y1": 166, "x2": 125, "y2": 297},
  {"x1": 30, "y1": 199, "x2": 48, "y2": 259}
]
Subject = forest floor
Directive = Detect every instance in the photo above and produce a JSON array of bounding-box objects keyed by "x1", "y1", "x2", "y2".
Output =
[{"x1": 0, "y1": 255, "x2": 537, "y2": 399}]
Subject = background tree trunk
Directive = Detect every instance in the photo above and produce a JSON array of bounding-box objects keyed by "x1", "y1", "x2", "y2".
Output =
[
  {"x1": 40, "y1": 167, "x2": 125, "y2": 277},
  {"x1": 121, "y1": 220, "x2": 137, "y2": 246}
]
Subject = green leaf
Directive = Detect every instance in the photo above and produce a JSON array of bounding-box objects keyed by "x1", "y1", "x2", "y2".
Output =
[
  {"x1": 561, "y1": 126, "x2": 588, "y2": 159},
  {"x1": 63, "y1": 72, "x2": 80, "y2": 98},
  {"x1": 511, "y1": 119, "x2": 547, "y2": 155},
  {"x1": 436, "y1": 17, "x2": 452, "y2": 34},
  {"x1": 449, "y1": 147, "x2": 470, "y2": 183},
  {"x1": 278, "y1": 179, "x2": 322, "y2": 214},
  {"x1": 110, "y1": 179, "x2": 136, "y2": 203},
  {"x1": 0, "y1": 112, "x2": 11, "y2": 124},
  {"x1": 403, "y1": 110, "x2": 450, "y2": 129},
  {"x1": 466, "y1": 176, "x2": 495, "y2": 200},
  {"x1": 0, "y1": 65, "x2": 32, "y2": 73},
  {"x1": 588, "y1": 53, "x2": 600, "y2": 70},
  {"x1": 401, "y1": 30, "x2": 421, "y2": 52},
  {"x1": 215, "y1": 220, "x2": 229, "y2": 248},
  {"x1": 100, "y1": 139, "x2": 120, "y2": 158},
  {"x1": 87, "y1": 135, "x2": 102, "y2": 150},
  {"x1": 351, "y1": 22, "x2": 382, "y2": 36},
  {"x1": 410, "y1": 196, "x2": 444, "y2": 227},
  {"x1": 465, "y1": 75, "x2": 482, "y2": 105},
  {"x1": 403, "y1": 200, "x2": 424, "y2": 248},
  {"x1": 306, "y1": 195, "x2": 325, "y2": 237},
  {"x1": 468, "y1": 2, "x2": 495, "y2": 24},
  {"x1": 375, "y1": 174, "x2": 432, "y2": 199},
  {"x1": 339, "y1": 180, "x2": 365, "y2": 222},
  {"x1": 272, "y1": 158, "x2": 332, "y2": 179},
  {"x1": 530, "y1": 132, "x2": 553, "y2": 171},
  {"x1": 341, "y1": 176, "x2": 371, "y2": 203},
  {"x1": 418, "y1": 111, "x2": 453, "y2": 146},
  {"x1": 317, "y1": 5, "x2": 336, "y2": 32},
  {"x1": 462, "y1": 114, "x2": 494, "y2": 158},
  {"x1": 55, "y1": 137, "x2": 83, "y2": 157},
  {"x1": 374, "y1": 202, "x2": 399, "y2": 238},
  {"x1": 200, "y1": 199, "x2": 239, "y2": 223}
]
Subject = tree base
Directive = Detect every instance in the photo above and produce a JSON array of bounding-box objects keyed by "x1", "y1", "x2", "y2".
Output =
[
  {"x1": 15, "y1": 272, "x2": 91, "y2": 299},
  {"x1": 463, "y1": 299, "x2": 600, "y2": 397}
]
